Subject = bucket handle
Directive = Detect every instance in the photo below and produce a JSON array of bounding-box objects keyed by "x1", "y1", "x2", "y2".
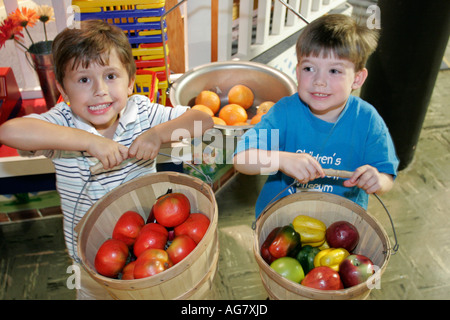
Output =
[
  {"x1": 372, "y1": 193, "x2": 399, "y2": 254},
  {"x1": 89, "y1": 151, "x2": 213, "y2": 188},
  {"x1": 252, "y1": 170, "x2": 399, "y2": 255}
]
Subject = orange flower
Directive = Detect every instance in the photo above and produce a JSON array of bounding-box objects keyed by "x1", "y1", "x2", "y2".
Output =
[
  {"x1": 10, "y1": 7, "x2": 39, "y2": 28},
  {"x1": 1, "y1": 5, "x2": 55, "y2": 52}
]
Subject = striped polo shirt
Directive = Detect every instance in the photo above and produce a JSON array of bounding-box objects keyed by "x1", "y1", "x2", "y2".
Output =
[{"x1": 21, "y1": 94, "x2": 189, "y2": 259}]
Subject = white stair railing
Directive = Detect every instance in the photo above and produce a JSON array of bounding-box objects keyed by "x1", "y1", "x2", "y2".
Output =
[{"x1": 2, "y1": 0, "x2": 349, "y2": 94}]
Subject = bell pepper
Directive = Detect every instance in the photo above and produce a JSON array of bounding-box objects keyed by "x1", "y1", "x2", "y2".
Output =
[
  {"x1": 261, "y1": 227, "x2": 281, "y2": 264},
  {"x1": 318, "y1": 240, "x2": 330, "y2": 251},
  {"x1": 313, "y1": 248, "x2": 350, "y2": 272},
  {"x1": 268, "y1": 225, "x2": 301, "y2": 259},
  {"x1": 296, "y1": 245, "x2": 321, "y2": 274},
  {"x1": 292, "y1": 215, "x2": 326, "y2": 247}
]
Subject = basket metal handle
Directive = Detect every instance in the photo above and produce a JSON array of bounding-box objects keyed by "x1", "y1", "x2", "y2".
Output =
[
  {"x1": 373, "y1": 193, "x2": 399, "y2": 255},
  {"x1": 253, "y1": 168, "x2": 354, "y2": 224},
  {"x1": 89, "y1": 151, "x2": 213, "y2": 188}
]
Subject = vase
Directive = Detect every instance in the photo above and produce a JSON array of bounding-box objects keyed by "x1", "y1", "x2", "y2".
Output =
[{"x1": 27, "y1": 41, "x2": 60, "y2": 110}]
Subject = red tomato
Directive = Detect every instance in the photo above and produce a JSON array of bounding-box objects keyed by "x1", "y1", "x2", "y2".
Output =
[
  {"x1": 301, "y1": 266, "x2": 344, "y2": 290},
  {"x1": 133, "y1": 248, "x2": 173, "y2": 279},
  {"x1": 166, "y1": 235, "x2": 197, "y2": 265},
  {"x1": 94, "y1": 239, "x2": 129, "y2": 278},
  {"x1": 121, "y1": 260, "x2": 136, "y2": 280},
  {"x1": 174, "y1": 213, "x2": 210, "y2": 244},
  {"x1": 133, "y1": 223, "x2": 168, "y2": 258},
  {"x1": 112, "y1": 211, "x2": 145, "y2": 247},
  {"x1": 153, "y1": 192, "x2": 190, "y2": 227},
  {"x1": 141, "y1": 222, "x2": 169, "y2": 236}
]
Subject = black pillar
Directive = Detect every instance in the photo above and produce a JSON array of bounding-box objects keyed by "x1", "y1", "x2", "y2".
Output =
[{"x1": 360, "y1": 0, "x2": 450, "y2": 170}]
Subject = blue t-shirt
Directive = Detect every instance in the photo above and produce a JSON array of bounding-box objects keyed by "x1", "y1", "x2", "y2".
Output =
[{"x1": 235, "y1": 94, "x2": 399, "y2": 217}]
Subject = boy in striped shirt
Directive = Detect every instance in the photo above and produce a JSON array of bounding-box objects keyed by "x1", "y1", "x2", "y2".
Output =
[{"x1": 0, "y1": 20, "x2": 213, "y2": 299}]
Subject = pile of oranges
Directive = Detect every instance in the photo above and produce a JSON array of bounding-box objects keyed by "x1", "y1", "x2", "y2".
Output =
[{"x1": 192, "y1": 84, "x2": 274, "y2": 126}]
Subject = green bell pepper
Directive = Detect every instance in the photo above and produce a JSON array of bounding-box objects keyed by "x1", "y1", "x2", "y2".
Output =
[{"x1": 296, "y1": 245, "x2": 321, "y2": 274}]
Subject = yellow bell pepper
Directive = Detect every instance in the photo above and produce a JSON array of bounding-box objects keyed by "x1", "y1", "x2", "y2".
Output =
[
  {"x1": 318, "y1": 240, "x2": 330, "y2": 250},
  {"x1": 292, "y1": 215, "x2": 326, "y2": 247},
  {"x1": 313, "y1": 248, "x2": 350, "y2": 272}
]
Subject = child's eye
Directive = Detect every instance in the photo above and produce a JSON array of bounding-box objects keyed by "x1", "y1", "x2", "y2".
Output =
[
  {"x1": 79, "y1": 77, "x2": 89, "y2": 83},
  {"x1": 106, "y1": 73, "x2": 117, "y2": 80},
  {"x1": 330, "y1": 69, "x2": 342, "y2": 74},
  {"x1": 303, "y1": 66, "x2": 314, "y2": 72}
]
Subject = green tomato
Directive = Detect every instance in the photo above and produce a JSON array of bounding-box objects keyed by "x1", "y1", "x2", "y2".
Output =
[{"x1": 270, "y1": 257, "x2": 305, "y2": 283}]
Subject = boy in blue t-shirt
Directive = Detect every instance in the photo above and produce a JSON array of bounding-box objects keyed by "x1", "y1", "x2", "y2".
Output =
[{"x1": 234, "y1": 14, "x2": 399, "y2": 217}]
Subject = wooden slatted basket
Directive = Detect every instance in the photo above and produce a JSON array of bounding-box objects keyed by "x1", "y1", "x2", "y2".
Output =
[
  {"x1": 76, "y1": 172, "x2": 218, "y2": 300},
  {"x1": 253, "y1": 192, "x2": 392, "y2": 300}
]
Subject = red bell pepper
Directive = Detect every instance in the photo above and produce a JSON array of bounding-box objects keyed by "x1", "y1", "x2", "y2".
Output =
[
  {"x1": 268, "y1": 225, "x2": 301, "y2": 260},
  {"x1": 261, "y1": 227, "x2": 281, "y2": 264}
]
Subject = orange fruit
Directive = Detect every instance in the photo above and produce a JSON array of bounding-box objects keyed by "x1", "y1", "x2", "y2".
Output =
[
  {"x1": 250, "y1": 112, "x2": 266, "y2": 124},
  {"x1": 192, "y1": 104, "x2": 214, "y2": 116},
  {"x1": 212, "y1": 116, "x2": 227, "y2": 125},
  {"x1": 218, "y1": 104, "x2": 248, "y2": 125},
  {"x1": 195, "y1": 91, "x2": 221, "y2": 114},
  {"x1": 233, "y1": 122, "x2": 249, "y2": 126},
  {"x1": 227, "y1": 84, "x2": 254, "y2": 110},
  {"x1": 257, "y1": 101, "x2": 275, "y2": 114}
]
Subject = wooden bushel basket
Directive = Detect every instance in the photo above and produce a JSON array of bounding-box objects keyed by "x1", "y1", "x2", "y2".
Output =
[
  {"x1": 253, "y1": 192, "x2": 393, "y2": 300},
  {"x1": 76, "y1": 172, "x2": 218, "y2": 300}
]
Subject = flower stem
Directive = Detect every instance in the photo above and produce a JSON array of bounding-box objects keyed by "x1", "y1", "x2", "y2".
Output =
[
  {"x1": 43, "y1": 22, "x2": 48, "y2": 42},
  {"x1": 24, "y1": 26, "x2": 35, "y2": 46},
  {"x1": 14, "y1": 39, "x2": 29, "y2": 51}
]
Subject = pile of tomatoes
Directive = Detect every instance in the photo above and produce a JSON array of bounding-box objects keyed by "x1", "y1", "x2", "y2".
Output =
[{"x1": 94, "y1": 189, "x2": 210, "y2": 280}]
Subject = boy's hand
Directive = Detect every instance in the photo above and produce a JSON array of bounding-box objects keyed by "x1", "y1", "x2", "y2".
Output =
[
  {"x1": 343, "y1": 165, "x2": 385, "y2": 194},
  {"x1": 128, "y1": 128, "x2": 163, "y2": 161},
  {"x1": 279, "y1": 152, "x2": 325, "y2": 183},
  {"x1": 86, "y1": 135, "x2": 129, "y2": 170}
]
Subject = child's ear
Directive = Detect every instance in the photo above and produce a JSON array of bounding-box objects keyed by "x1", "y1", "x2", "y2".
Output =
[
  {"x1": 295, "y1": 63, "x2": 301, "y2": 82},
  {"x1": 128, "y1": 76, "x2": 136, "y2": 96},
  {"x1": 352, "y1": 68, "x2": 368, "y2": 90},
  {"x1": 56, "y1": 81, "x2": 69, "y2": 103}
]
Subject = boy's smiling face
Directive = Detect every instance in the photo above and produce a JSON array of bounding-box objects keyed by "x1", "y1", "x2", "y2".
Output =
[
  {"x1": 296, "y1": 51, "x2": 367, "y2": 122},
  {"x1": 57, "y1": 48, "x2": 135, "y2": 135}
]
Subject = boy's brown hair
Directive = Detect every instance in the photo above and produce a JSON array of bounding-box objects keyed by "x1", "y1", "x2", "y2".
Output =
[
  {"x1": 296, "y1": 14, "x2": 379, "y2": 71},
  {"x1": 52, "y1": 20, "x2": 136, "y2": 87}
]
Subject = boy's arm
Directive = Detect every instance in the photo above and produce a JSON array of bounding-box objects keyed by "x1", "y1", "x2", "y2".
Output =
[
  {"x1": 233, "y1": 149, "x2": 280, "y2": 175},
  {"x1": 0, "y1": 117, "x2": 129, "y2": 169},
  {"x1": 153, "y1": 109, "x2": 214, "y2": 143},
  {"x1": 343, "y1": 165, "x2": 394, "y2": 195},
  {"x1": 128, "y1": 109, "x2": 213, "y2": 160},
  {"x1": 376, "y1": 173, "x2": 395, "y2": 195},
  {"x1": 0, "y1": 117, "x2": 93, "y2": 151},
  {"x1": 234, "y1": 149, "x2": 325, "y2": 182}
]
